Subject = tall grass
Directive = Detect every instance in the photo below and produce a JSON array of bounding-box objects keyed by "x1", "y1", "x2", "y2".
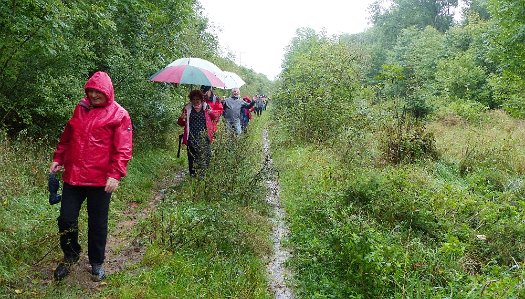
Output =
[
  {"x1": 98, "y1": 115, "x2": 273, "y2": 298},
  {"x1": 271, "y1": 108, "x2": 525, "y2": 298},
  {"x1": 0, "y1": 131, "x2": 57, "y2": 285}
]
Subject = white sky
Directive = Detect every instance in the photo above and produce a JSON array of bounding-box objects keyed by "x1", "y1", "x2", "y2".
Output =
[{"x1": 198, "y1": 0, "x2": 377, "y2": 80}]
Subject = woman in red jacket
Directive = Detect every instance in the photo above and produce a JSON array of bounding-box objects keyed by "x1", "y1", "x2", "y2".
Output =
[
  {"x1": 178, "y1": 89, "x2": 218, "y2": 177},
  {"x1": 201, "y1": 85, "x2": 223, "y2": 133},
  {"x1": 49, "y1": 71, "x2": 133, "y2": 282}
]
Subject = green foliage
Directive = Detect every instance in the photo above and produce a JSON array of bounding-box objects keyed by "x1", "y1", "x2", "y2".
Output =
[
  {"x1": 435, "y1": 50, "x2": 493, "y2": 106},
  {"x1": 374, "y1": 26, "x2": 448, "y2": 118},
  {"x1": 463, "y1": 0, "x2": 491, "y2": 21},
  {"x1": 274, "y1": 28, "x2": 364, "y2": 144},
  {"x1": 488, "y1": 72, "x2": 525, "y2": 118},
  {"x1": 487, "y1": 0, "x2": 525, "y2": 79},
  {"x1": 0, "y1": 0, "x2": 271, "y2": 147},
  {"x1": 273, "y1": 133, "x2": 525, "y2": 298},
  {"x1": 389, "y1": 26, "x2": 447, "y2": 84},
  {"x1": 434, "y1": 99, "x2": 489, "y2": 122},
  {"x1": 374, "y1": 63, "x2": 407, "y2": 100},
  {"x1": 369, "y1": 0, "x2": 459, "y2": 49}
]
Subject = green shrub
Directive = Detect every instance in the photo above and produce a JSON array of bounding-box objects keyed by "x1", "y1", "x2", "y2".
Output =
[
  {"x1": 382, "y1": 114, "x2": 438, "y2": 164},
  {"x1": 274, "y1": 29, "x2": 364, "y2": 144},
  {"x1": 488, "y1": 72, "x2": 525, "y2": 118},
  {"x1": 435, "y1": 50, "x2": 493, "y2": 107},
  {"x1": 435, "y1": 100, "x2": 489, "y2": 123}
]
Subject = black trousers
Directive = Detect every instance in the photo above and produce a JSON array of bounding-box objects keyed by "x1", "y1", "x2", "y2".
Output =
[{"x1": 58, "y1": 183, "x2": 111, "y2": 264}]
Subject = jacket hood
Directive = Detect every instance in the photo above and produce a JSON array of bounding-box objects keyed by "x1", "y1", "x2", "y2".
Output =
[{"x1": 84, "y1": 71, "x2": 115, "y2": 106}]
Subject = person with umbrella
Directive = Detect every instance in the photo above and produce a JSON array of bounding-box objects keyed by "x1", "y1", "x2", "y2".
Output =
[
  {"x1": 222, "y1": 88, "x2": 255, "y2": 135},
  {"x1": 178, "y1": 89, "x2": 218, "y2": 177},
  {"x1": 49, "y1": 71, "x2": 133, "y2": 282}
]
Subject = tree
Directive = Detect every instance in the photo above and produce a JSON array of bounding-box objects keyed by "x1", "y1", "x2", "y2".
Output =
[
  {"x1": 487, "y1": 0, "x2": 525, "y2": 79},
  {"x1": 0, "y1": 0, "x2": 223, "y2": 146},
  {"x1": 275, "y1": 28, "x2": 365, "y2": 143},
  {"x1": 370, "y1": 0, "x2": 459, "y2": 45}
]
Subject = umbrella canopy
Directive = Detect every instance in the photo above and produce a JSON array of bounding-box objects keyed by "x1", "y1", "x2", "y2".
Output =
[
  {"x1": 167, "y1": 57, "x2": 223, "y2": 76},
  {"x1": 149, "y1": 57, "x2": 226, "y2": 88},
  {"x1": 222, "y1": 71, "x2": 246, "y2": 89}
]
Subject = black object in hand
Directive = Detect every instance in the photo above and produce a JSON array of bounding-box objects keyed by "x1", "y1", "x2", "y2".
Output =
[
  {"x1": 177, "y1": 134, "x2": 183, "y2": 158},
  {"x1": 48, "y1": 173, "x2": 62, "y2": 205}
]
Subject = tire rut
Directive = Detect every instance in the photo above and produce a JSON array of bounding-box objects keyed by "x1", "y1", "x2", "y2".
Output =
[{"x1": 263, "y1": 128, "x2": 294, "y2": 299}]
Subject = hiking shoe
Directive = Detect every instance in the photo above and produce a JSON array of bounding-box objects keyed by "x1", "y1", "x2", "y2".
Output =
[
  {"x1": 91, "y1": 263, "x2": 106, "y2": 282},
  {"x1": 53, "y1": 255, "x2": 79, "y2": 281},
  {"x1": 53, "y1": 262, "x2": 71, "y2": 281}
]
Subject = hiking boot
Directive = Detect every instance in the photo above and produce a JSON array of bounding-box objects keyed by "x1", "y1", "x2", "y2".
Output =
[
  {"x1": 53, "y1": 262, "x2": 71, "y2": 281},
  {"x1": 91, "y1": 263, "x2": 106, "y2": 282},
  {"x1": 53, "y1": 256, "x2": 79, "y2": 281}
]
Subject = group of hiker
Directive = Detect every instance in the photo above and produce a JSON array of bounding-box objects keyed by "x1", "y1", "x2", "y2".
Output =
[
  {"x1": 47, "y1": 72, "x2": 268, "y2": 283},
  {"x1": 177, "y1": 85, "x2": 268, "y2": 177}
]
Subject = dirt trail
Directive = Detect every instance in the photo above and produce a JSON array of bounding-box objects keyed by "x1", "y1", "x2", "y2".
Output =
[
  {"x1": 104, "y1": 171, "x2": 186, "y2": 273},
  {"x1": 263, "y1": 128, "x2": 294, "y2": 299},
  {"x1": 34, "y1": 172, "x2": 185, "y2": 293}
]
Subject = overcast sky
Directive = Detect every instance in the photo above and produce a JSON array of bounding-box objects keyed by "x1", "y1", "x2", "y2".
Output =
[{"x1": 198, "y1": 0, "x2": 377, "y2": 80}]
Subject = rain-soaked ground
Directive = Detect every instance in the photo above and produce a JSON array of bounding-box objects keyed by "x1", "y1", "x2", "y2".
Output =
[
  {"x1": 263, "y1": 128, "x2": 294, "y2": 299},
  {"x1": 33, "y1": 172, "x2": 186, "y2": 294},
  {"x1": 34, "y1": 128, "x2": 294, "y2": 298}
]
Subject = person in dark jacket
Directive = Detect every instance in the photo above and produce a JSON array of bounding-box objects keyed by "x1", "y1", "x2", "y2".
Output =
[
  {"x1": 49, "y1": 71, "x2": 133, "y2": 282},
  {"x1": 240, "y1": 96, "x2": 254, "y2": 132},
  {"x1": 178, "y1": 89, "x2": 218, "y2": 177},
  {"x1": 222, "y1": 88, "x2": 255, "y2": 135}
]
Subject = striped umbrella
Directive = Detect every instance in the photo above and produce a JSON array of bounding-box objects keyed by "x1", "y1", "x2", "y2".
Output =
[{"x1": 149, "y1": 57, "x2": 226, "y2": 88}]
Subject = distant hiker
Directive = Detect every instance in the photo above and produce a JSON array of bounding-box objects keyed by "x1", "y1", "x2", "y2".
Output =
[
  {"x1": 240, "y1": 96, "x2": 254, "y2": 132},
  {"x1": 49, "y1": 71, "x2": 133, "y2": 282},
  {"x1": 178, "y1": 89, "x2": 218, "y2": 177},
  {"x1": 222, "y1": 88, "x2": 255, "y2": 135},
  {"x1": 201, "y1": 85, "x2": 223, "y2": 134},
  {"x1": 254, "y1": 96, "x2": 264, "y2": 116},
  {"x1": 262, "y1": 95, "x2": 269, "y2": 111}
]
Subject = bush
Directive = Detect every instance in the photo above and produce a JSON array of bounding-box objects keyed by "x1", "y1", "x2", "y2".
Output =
[
  {"x1": 274, "y1": 29, "x2": 365, "y2": 144},
  {"x1": 435, "y1": 100, "x2": 488, "y2": 123},
  {"x1": 382, "y1": 114, "x2": 438, "y2": 164}
]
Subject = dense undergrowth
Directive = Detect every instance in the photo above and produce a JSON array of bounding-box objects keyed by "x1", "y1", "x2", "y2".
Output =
[
  {"x1": 100, "y1": 118, "x2": 272, "y2": 298},
  {"x1": 270, "y1": 106, "x2": 525, "y2": 298}
]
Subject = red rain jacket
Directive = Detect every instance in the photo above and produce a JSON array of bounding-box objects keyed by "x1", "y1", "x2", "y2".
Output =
[
  {"x1": 53, "y1": 71, "x2": 133, "y2": 186},
  {"x1": 205, "y1": 95, "x2": 223, "y2": 133}
]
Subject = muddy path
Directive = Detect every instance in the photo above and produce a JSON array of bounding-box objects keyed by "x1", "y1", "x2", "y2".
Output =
[
  {"x1": 263, "y1": 128, "x2": 294, "y2": 299},
  {"x1": 32, "y1": 171, "x2": 185, "y2": 294}
]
